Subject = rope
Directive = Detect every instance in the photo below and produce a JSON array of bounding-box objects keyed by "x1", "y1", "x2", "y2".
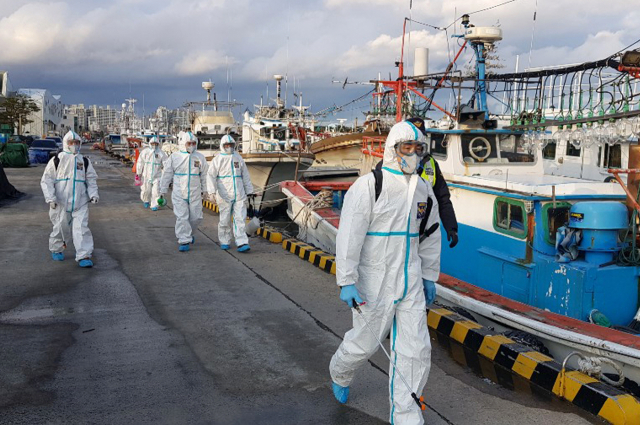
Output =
[
  {"x1": 561, "y1": 352, "x2": 625, "y2": 390},
  {"x1": 283, "y1": 189, "x2": 334, "y2": 235}
]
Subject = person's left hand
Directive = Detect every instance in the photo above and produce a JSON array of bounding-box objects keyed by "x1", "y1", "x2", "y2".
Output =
[
  {"x1": 423, "y1": 279, "x2": 436, "y2": 305},
  {"x1": 90, "y1": 197, "x2": 98, "y2": 204},
  {"x1": 447, "y1": 230, "x2": 458, "y2": 248}
]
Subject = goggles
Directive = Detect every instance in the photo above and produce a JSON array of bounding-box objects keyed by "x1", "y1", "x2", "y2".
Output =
[{"x1": 395, "y1": 140, "x2": 427, "y2": 157}]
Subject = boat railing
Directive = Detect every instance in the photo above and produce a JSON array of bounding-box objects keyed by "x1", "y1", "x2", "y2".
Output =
[{"x1": 361, "y1": 136, "x2": 386, "y2": 158}]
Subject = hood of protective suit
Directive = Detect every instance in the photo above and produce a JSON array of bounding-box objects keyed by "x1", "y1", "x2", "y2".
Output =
[
  {"x1": 62, "y1": 131, "x2": 82, "y2": 153},
  {"x1": 220, "y1": 134, "x2": 236, "y2": 154},
  {"x1": 382, "y1": 120, "x2": 426, "y2": 173},
  {"x1": 149, "y1": 136, "x2": 160, "y2": 149},
  {"x1": 178, "y1": 131, "x2": 198, "y2": 152}
]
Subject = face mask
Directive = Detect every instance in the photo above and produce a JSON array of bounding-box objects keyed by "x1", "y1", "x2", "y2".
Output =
[
  {"x1": 223, "y1": 144, "x2": 234, "y2": 154},
  {"x1": 398, "y1": 154, "x2": 418, "y2": 174},
  {"x1": 152, "y1": 144, "x2": 160, "y2": 152},
  {"x1": 68, "y1": 144, "x2": 80, "y2": 155},
  {"x1": 186, "y1": 145, "x2": 196, "y2": 154}
]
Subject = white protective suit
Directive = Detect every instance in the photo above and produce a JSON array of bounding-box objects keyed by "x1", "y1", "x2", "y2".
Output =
[
  {"x1": 41, "y1": 131, "x2": 99, "y2": 261},
  {"x1": 206, "y1": 135, "x2": 254, "y2": 246},
  {"x1": 159, "y1": 132, "x2": 208, "y2": 245},
  {"x1": 329, "y1": 121, "x2": 441, "y2": 425},
  {"x1": 137, "y1": 139, "x2": 168, "y2": 208}
]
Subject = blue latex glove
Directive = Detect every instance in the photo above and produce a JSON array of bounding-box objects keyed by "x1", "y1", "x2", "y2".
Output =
[
  {"x1": 423, "y1": 279, "x2": 436, "y2": 305},
  {"x1": 339, "y1": 284, "x2": 364, "y2": 307}
]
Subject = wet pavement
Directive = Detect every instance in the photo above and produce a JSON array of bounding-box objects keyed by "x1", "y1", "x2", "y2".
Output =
[{"x1": 0, "y1": 151, "x2": 603, "y2": 424}]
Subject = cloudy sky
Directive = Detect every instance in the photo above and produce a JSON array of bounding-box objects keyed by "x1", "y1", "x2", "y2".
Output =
[{"x1": 1, "y1": 0, "x2": 637, "y2": 123}]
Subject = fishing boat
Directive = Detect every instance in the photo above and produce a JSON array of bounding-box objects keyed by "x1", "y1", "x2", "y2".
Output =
[
  {"x1": 186, "y1": 81, "x2": 241, "y2": 160},
  {"x1": 241, "y1": 74, "x2": 315, "y2": 214},
  {"x1": 305, "y1": 118, "x2": 391, "y2": 182},
  {"x1": 281, "y1": 15, "x2": 640, "y2": 388}
]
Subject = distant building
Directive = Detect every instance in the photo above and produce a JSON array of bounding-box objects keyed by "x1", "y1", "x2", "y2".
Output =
[
  {"x1": 168, "y1": 108, "x2": 190, "y2": 134},
  {"x1": 0, "y1": 71, "x2": 14, "y2": 137},
  {"x1": 18, "y1": 88, "x2": 63, "y2": 137},
  {"x1": 0, "y1": 71, "x2": 13, "y2": 98},
  {"x1": 66, "y1": 104, "x2": 88, "y2": 133},
  {"x1": 88, "y1": 104, "x2": 119, "y2": 133}
]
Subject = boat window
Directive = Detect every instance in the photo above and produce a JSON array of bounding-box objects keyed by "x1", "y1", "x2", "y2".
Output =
[
  {"x1": 497, "y1": 134, "x2": 535, "y2": 163},
  {"x1": 542, "y1": 141, "x2": 556, "y2": 160},
  {"x1": 566, "y1": 143, "x2": 581, "y2": 157},
  {"x1": 260, "y1": 126, "x2": 286, "y2": 140},
  {"x1": 198, "y1": 139, "x2": 219, "y2": 151},
  {"x1": 493, "y1": 197, "x2": 527, "y2": 238},
  {"x1": 597, "y1": 144, "x2": 622, "y2": 169},
  {"x1": 430, "y1": 134, "x2": 447, "y2": 158},
  {"x1": 460, "y1": 134, "x2": 534, "y2": 164},
  {"x1": 542, "y1": 202, "x2": 571, "y2": 245},
  {"x1": 461, "y1": 134, "x2": 498, "y2": 163}
]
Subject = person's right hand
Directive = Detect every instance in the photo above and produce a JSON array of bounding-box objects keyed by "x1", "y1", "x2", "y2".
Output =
[
  {"x1": 423, "y1": 279, "x2": 436, "y2": 305},
  {"x1": 447, "y1": 230, "x2": 459, "y2": 248},
  {"x1": 339, "y1": 285, "x2": 364, "y2": 307},
  {"x1": 49, "y1": 202, "x2": 57, "y2": 209}
]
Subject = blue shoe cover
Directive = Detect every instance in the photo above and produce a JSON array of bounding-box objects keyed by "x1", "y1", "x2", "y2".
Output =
[
  {"x1": 179, "y1": 244, "x2": 190, "y2": 252},
  {"x1": 191, "y1": 236, "x2": 195, "y2": 244},
  {"x1": 51, "y1": 252, "x2": 64, "y2": 261},
  {"x1": 220, "y1": 244, "x2": 230, "y2": 250},
  {"x1": 78, "y1": 259, "x2": 93, "y2": 268},
  {"x1": 332, "y1": 382, "x2": 349, "y2": 404},
  {"x1": 151, "y1": 207, "x2": 158, "y2": 211},
  {"x1": 237, "y1": 244, "x2": 250, "y2": 253},
  {"x1": 144, "y1": 202, "x2": 150, "y2": 208}
]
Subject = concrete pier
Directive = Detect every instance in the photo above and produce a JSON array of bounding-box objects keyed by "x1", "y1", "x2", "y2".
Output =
[{"x1": 0, "y1": 151, "x2": 598, "y2": 424}]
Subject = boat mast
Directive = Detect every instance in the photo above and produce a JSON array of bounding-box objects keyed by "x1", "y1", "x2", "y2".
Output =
[{"x1": 395, "y1": 18, "x2": 408, "y2": 123}]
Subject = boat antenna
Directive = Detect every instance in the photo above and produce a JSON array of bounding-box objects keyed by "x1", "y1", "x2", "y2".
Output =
[
  {"x1": 285, "y1": 0, "x2": 290, "y2": 108},
  {"x1": 265, "y1": 65, "x2": 269, "y2": 104},
  {"x1": 527, "y1": 0, "x2": 539, "y2": 69},
  {"x1": 407, "y1": 0, "x2": 412, "y2": 76}
]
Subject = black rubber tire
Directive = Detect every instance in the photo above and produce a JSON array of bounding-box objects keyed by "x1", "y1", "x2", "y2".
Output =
[
  {"x1": 502, "y1": 330, "x2": 550, "y2": 356},
  {"x1": 448, "y1": 306, "x2": 476, "y2": 322}
]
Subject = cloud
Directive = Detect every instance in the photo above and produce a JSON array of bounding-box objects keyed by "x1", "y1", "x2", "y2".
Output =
[
  {"x1": 175, "y1": 50, "x2": 236, "y2": 76},
  {"x1": 335, "y1": 29, "x2": 450, "y2": 74},
  {"x1": 0, "y1": 0, "x2": 636, "y2": 113},
  {"x1": 0, "y1": 2, "x2": 68, "y2": 63},
  {"x1": 324, "y1": 0, "x2": 399, "y2": 8}
]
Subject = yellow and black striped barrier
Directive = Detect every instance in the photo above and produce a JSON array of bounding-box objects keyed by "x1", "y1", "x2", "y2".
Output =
[
  {"x1": 427, "y1": 307, "x2": 640, "y2": 425},
  {"x1": 257, "y1": 226, "x2": 283, "y2": 243},
  {"x1": 282, "y1": 239, "x2": 336, "y2": 275},
  {"x1": 202, "y1": 200, "x2": 219, "y2": 213}
]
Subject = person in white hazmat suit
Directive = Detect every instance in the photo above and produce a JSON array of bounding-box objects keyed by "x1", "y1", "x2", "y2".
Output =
[
  {"x1": 159, "y1": 131, "x2": 208, "y2": 252},
  {"x1": 40, "y1": 130, "x2": 99, "y2": 267},
  {"x1": 206, "y1": 135, "x2": 254, "y2": 252},
  {"x1": 329, "y1": 120, "x2": 441, "y2": 425},
  {"x1": 136, "y1": 136, "x2": 168, "y2": 211}
]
